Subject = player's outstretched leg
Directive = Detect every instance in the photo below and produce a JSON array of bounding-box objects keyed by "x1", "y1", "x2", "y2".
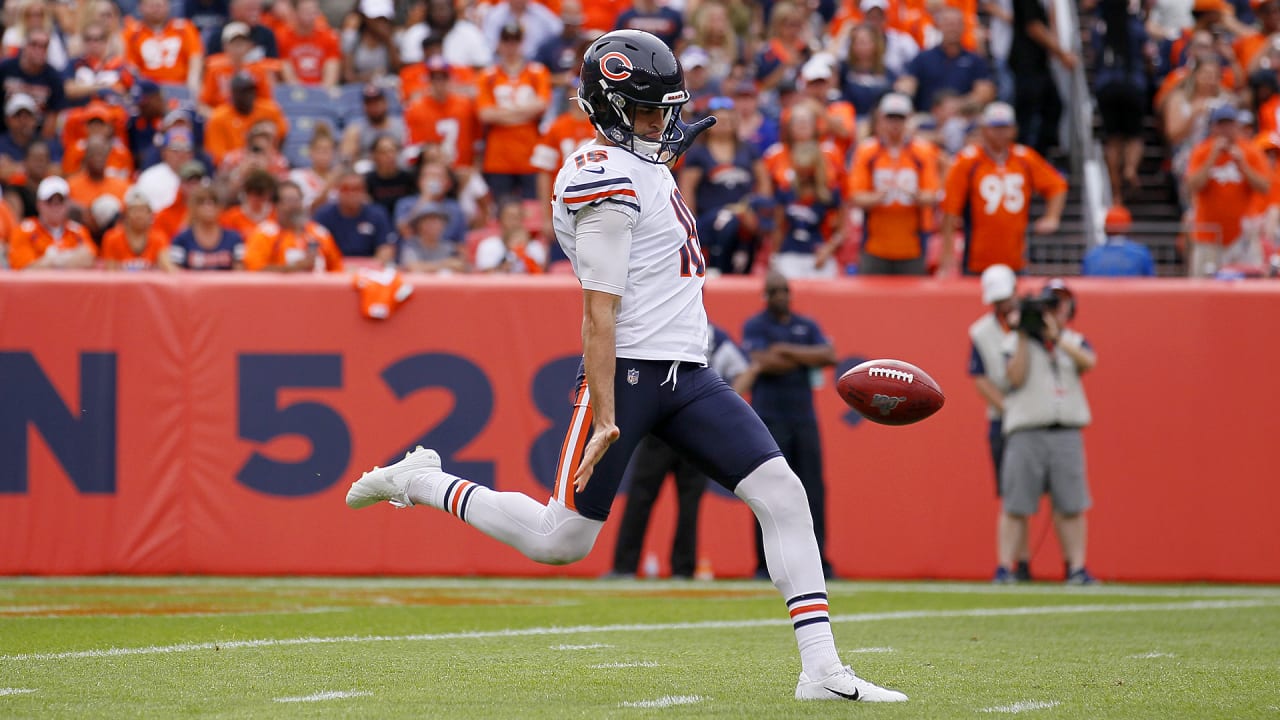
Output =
[
  {"x1": 346, "y1": 447, "x2": 603, "y2": 565},
  {"x1": 734, "y1": 456, "x2": 907, "y2": 702}
]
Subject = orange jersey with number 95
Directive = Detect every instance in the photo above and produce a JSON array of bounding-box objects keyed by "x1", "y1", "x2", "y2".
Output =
[{"x1": 940, "y1": 144, "x2": 1067, "y2": 273}]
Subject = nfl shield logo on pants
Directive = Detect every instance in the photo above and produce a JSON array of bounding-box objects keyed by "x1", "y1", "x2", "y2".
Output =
[{"x1": 626, "y1": 368, "x2": 639, "y2": 385}]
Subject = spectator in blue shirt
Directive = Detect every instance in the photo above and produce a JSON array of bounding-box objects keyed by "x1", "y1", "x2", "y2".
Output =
[
  {"x1": 313, "y1": 168, "x2": 398, "y2": 263},
  {"x1": 0, "y1": 29, "x2": 67, "y2": 133},
  {"x1": 615, "y1": 0, "x2": 684, "y2": 49},
  {"x1": 742, "y1": 272, "x2": 838, "y2": 579},
  {"x1": 895, "y1": 7, "x2": 995, "y2": 112},
  {"x1": 1082, "y1": 205, "x2": 1156, "y2": 276}
]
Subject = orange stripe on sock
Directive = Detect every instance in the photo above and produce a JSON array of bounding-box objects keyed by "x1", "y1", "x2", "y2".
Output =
[
  {"x1": 450, "y1": 481, "x2": 472, "y2": 516},
  {"x1": 788, "y1": 602, "x2": 829, "y2": 618}
]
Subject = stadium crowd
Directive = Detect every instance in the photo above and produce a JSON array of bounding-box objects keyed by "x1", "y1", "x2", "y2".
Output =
[{"x1": 2, "y1": 0, "x2": 1279, "y2": 277}]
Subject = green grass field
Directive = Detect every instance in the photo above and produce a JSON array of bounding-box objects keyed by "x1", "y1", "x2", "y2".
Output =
[{"x1": 1, "y1": 578, "x2": 1277, "y2": 719}]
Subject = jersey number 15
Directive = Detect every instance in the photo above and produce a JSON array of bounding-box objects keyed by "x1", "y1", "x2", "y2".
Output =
[{"x1": 670, "y1": 188, "x2": 705, "y2": 278}]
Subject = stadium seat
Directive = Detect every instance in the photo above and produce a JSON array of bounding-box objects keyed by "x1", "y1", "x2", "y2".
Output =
[
  {"x1": 336, "y1": 82, "x2": 403, "y2": 118},
  {"x1": 274, "y1": 84, "x2": 334, "y2": 107},
  {"x1": 282, "y1": 140, "x2": 311, "y2": 169},
  {"x1": 159, "y1": 83, "x2": 192, "y2": 104},
  {"x1": 285, "y1": 112, "x2": 341, "y2": 141}
]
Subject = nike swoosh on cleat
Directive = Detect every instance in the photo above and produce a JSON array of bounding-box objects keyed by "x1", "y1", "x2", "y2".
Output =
[{"x1": 823, "y1": 687, "x2": 860, "y2": 701}]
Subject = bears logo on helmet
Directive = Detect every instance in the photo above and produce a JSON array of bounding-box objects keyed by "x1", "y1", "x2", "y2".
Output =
[{"x1": 598, "y1": 51, "x2": 633, "y2": 81}]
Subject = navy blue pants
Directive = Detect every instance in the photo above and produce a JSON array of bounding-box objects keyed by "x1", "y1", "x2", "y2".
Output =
[{"x1": 555, "y1": 358, "x2": 782, "y2": 522}]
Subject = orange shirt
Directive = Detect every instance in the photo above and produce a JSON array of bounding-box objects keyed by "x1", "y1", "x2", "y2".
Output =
[
  {"x1": 1153, "y1": 66, "x2": 1237, "y2": 112},
  {"x1": 8, "y1": 219, "x2": 96, "y2": 270},
  {"x1": 530, "y1": 111, "x2": 596, "y2": 173},
  {"x1": 122, "y1": 17, "x2": 204, "y2": 85},
  {"x1": 400, "y1": 64, "x2": 477, "y2": 102},
  {"x1": 0, "y1": 199, "x2": 15, "y2": 247},
  {"x1": 154, "y1": 194, "x2": 189, "y2": 239},
  {"x1": 847, "y1": 137, "x2": 940, "y2": 260},
  {"x1": 940, "y1": 143, "x2": 1068, "y2": 273},
  {"x1": 243, "y1": 219, "x2": 344, "y2": 271},
  {"x1": 67, "y1": 173, "x2": 130, "y2": 212},
  {"x1": 405, "y1": 91, "x2": 480, "y2": 167},
  {"x1": 1186, "y1": 137, "x2": 1269, "y2": 244},
  {"x1": 780, "y1": 100, "x2": 858, "y2": 162},
  {"x1": 200, "y1": 55, "x2": 275, "y2": 108},
  {"x1": 219, "y1": 205, "x2": 276, "y2": 239},
  {"x1": 476, "y1": 62, "x2": 552, "y2": 174},
  {"x1": 762, "y1": 140, "x2": 848, "y2": 194},
  {"x1": 204, "y1": 99, "x2": 289, "y2": 165},
  {"x1": 100, "y1": 226, "x2": 170, "y2": 269},
  {"x1": 275, "y1": 23, "x2": 341, "y2": 86},
  {"x1": 62, "y1": 138, "x2": 134, "y2": 181},
  {"x1": 61, "y1": 101, "x2": 129, "y2": 150}
]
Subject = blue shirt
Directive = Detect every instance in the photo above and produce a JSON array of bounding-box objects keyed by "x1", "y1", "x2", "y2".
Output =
[
  {"x1": 905, "y1": 46, "x2": 991, "y2": 112},
  {"x1": 742, "y1": 311, "x2": 830, "y2": 422},
  {"x1": 313, "y1": 202, "x2": 396, "y2": 258},
  {"x1": 681, "y1": 142, "x2": 759, "y2": 221},
  {"x1": 775, "y1": 191, "x2": 835, "y2": 256},
  {"x1": 614, "y1": 8, "x2": 683, "y2": 48},
  {"x1": 169, "y1": 227, "x2": 244, "y2": 270},
  {"x1": 842, "y1": 68, "x2": 897, "y2": 117},
  {"x1": 1082, "y1": 236, "x2": 1155, "y2": 277}
]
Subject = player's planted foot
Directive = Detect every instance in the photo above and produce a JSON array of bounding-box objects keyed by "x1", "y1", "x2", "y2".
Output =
[
  {"x1": 345, "y1": 447, "x2": 442, "y2": 509},
  {"x1": 795, "y1": 666, "x2": 908, "y2": 702}
]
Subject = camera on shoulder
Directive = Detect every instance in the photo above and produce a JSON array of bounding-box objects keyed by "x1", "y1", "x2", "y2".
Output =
[{"x1": 1017, "y1": 293, "x2": 1059, "y2": 343}]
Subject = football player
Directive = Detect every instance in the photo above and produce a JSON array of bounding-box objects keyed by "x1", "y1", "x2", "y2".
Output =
[{"x1": 346, "y1": 29, "x2": 907, "y2": 703}]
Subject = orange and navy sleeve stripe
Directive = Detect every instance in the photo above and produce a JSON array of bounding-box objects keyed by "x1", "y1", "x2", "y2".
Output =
[{"x1": 561, "y1": 175, "x2": 639, "y2": 214}]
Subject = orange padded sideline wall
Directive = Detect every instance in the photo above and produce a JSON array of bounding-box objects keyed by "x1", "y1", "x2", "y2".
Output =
[{"x1": 1, "y1": 274, "x2": 1277, "y2": 582}]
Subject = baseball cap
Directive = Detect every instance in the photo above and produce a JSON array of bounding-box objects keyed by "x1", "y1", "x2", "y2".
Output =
[
  {"x1": 980, "y1": 263, "x2": 1016, "y2": 304},
  {"x1": 222, "y1": 21, "x2": 251, "y2": 44},
  {"x1": 411, "y1": 201, "x2": 449, "y2": 222},
  {"x1": 124, "y1": 185, "x2": 151, "y2": 208},
  {"x1": 800, "y1": 57, "x2": 834, "y2": 82},
  {"x1": 878, "y1": 92, "x2": 913, "y2": 117},
  {"x1": 707, "y1": 96, "x2": 735, "y2": 111},
  {"x1": 37, "y1": 175, "x2": 70, "y2": 202},
  {"x1": 359, "y1": 0, "x2": 394, "y2": 19},
  {"x1": 980, "y1": 101, "x2": 1016, "y2": 127},
  {"x1": 1041, "y1": 278, "x2": 1074, "y2": 303},
  {"x1": 179, "y1": 160, "x2": 207, "y2": 180},
  {"x1": 84, "y1": 102, "x2": 112, "y2": 123},
  {"x1": 1103, "y1": 205, "x2": 1132, "y2": 234},
  {"x1": 426, "y1": 55, "x2": 451, "y2": 75},
  {"x1": 163, "y1": 129, "x2": 194, "y2": 150},
  {"x1": 362, "y1": 83, "x2": 386, "y2": 100},
  {"x1": 230, "y1": 71, "x2": 258, "y2": 91},
  {"x1": 861, "y1": 0, "x2": 889, "y2": 11},
  {"x1": 1209, "y1": 102, "x2": 1239, "y2": 124},
  {"x1": 680, "y1": 46, "x2": 710, "y2": 70},
  {"x1": 5, "y1": 93, "x2": 37, "y2": 117},
  {"x1": 499, "y1": 21, "x2": 523, "y2": 40},
  {"x1": 162, "y1": 108, "x2": 192, "y2": 129}
]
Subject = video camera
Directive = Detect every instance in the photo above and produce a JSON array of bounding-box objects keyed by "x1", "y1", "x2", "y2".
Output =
[{"x1": 1017, "y1": 294, "x2": 1060, "y2": 343}]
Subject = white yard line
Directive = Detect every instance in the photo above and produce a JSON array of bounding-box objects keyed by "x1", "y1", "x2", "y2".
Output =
[
  {"x1": 0, "y1": 606, "x2": 348, "y2": 620},
  {"x1": 273, "y1": 690, "x2": 371, "y2": 703},
  {"x1": 1127, "y1": 651, "x2": 1175, "y2": 659},
  {"x1": 0, "y1": 688, "x2": 36, "y2": 697},
  {"x1": 1, "y1": 598, "x2": 1272, "y2": 663},
  {"x1": 591, "y1": 661, "x2": 659, "y2": 669},
  {"x1": 980, "y1": 700, "x2": 1062, "y2": 713},
  {"x1": 551, "y1": 643, "x2": 612, "y2": 650},
  {"x1": 845, "y1": 647, "x2": 894, "y2": 653},
  {"x1": 620, "y1": 695, "x2": 702, "y2": 708}
]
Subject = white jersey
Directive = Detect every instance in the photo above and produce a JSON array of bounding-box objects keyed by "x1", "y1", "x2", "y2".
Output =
[{"x1": 552, "y1": 141, "x2": 709, "y2": 364}]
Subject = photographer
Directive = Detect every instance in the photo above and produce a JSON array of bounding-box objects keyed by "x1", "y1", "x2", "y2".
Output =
[{"x1": 999, "y1": 279, "x2": 1099, "y2": 584}]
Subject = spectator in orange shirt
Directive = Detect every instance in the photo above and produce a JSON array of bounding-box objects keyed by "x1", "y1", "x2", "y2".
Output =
[
  {"x1": 154, "y1": 160, "x2": 210, "y2": 240},
  {"x1": 1185, "y1": 103, "x2": 1271, "y2": 276},
  {"x1": 8, "y1": 176, "x2": 97, "y2": 269},
  {"x1": 795, "y1": 56, "x2": 857, "y2": 161},
  {"x1": 476, "y1": 21, "x2": 550, "y2": 201},
  {"x1": 277, "y1": 0, "x2": 341, "y2": 87},
  {"x1": 199, "y1": 22, "x2": 275, "y2": 113},
  {"x1": 62, "y1": 104, "x2": 133, "y2": 180},
  {"x1": 938, "y1": 102, "x2": 1068, "y2": 275},
  {"x1": 530, "y1": 98, "x2": 595, "y2": 238},
  {"x1": 404, "y1": 56, "x2": 479, "y2": 168},
  {"x1": 243, "y1": 179, "x2": 344, "y2": 272},
  {"x1": 220, "y1": 168, "x2": 279, "y2": 238},
  {"x1": 400, "y1": 32, "x2": 477, "y2": 101},
  {"x1": 100, "y1": 186, "x2": 175, "y2": 271},
  {"x1": 123, "y1": 0, "x2": 204, "y2": 93},
  {"x1": 847, "y1": 92, "x2": 940, "y2": 274},
  {"x1": 67, "y1": 136, "x2": 130, "y2": 229},
  {"x1": 219, "y1": 120, "x2": 290, "y2": 184},
  {"x1": 204, "y1": 71, "x2": 288, "y2": 166}
]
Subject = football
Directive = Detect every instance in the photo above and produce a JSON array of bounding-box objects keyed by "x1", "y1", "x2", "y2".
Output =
[{"x1": 837, "y1": 359, "x2": 945, "y2": 426}]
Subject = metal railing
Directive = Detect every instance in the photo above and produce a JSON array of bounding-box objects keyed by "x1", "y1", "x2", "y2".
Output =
[{"x1": 1052, "y1": 0, "x2": 1107, "y2": 249}]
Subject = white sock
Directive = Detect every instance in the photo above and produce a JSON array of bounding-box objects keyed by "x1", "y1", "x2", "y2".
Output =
[
  {"x1": 735, "y1": 457, "x2": 843, "y2": 679},
  {"x1": 407, "y1": 470, "x2": 602, "y2": 565}
]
